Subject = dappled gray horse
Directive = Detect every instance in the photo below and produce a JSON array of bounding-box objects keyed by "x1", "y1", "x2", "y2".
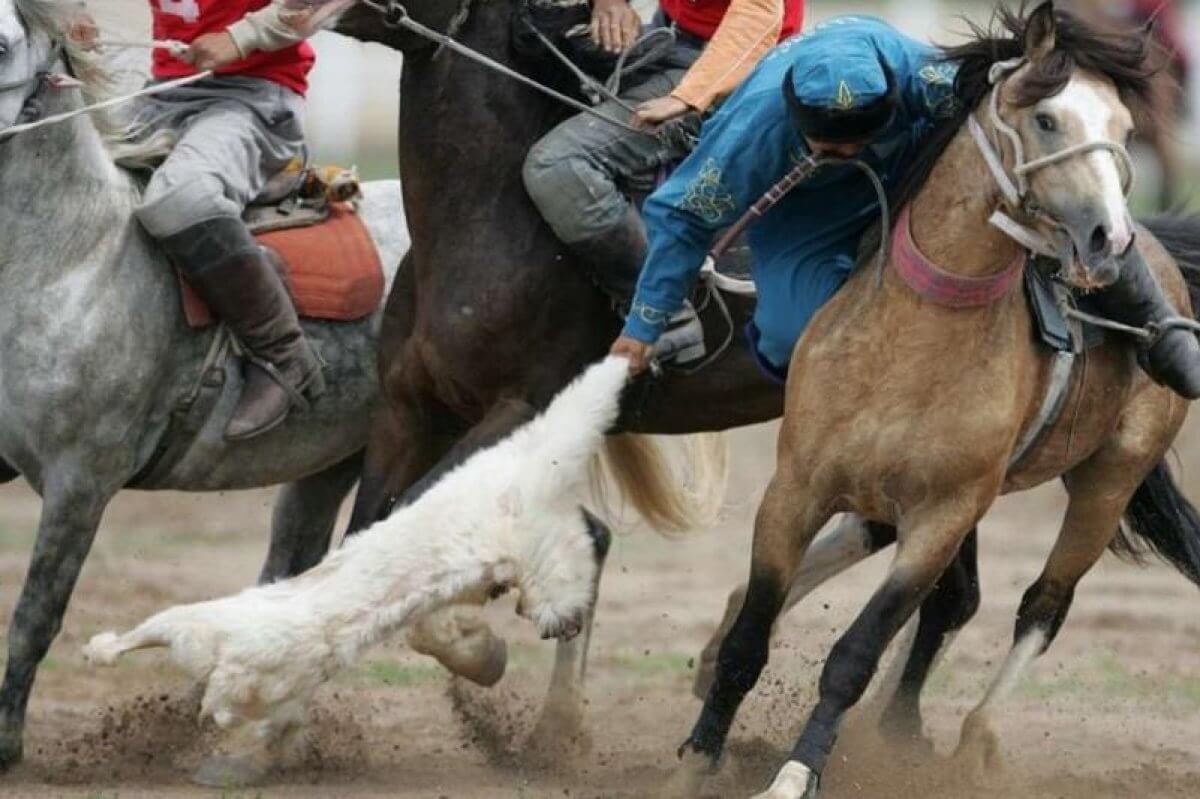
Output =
[{"x1": 0, "y1": 0, "x2": 406, "y2": 773}]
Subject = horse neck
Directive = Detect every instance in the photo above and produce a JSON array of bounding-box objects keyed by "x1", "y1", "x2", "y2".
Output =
[
  {"x1": 0, "y1": 98, "x2": 137, "y2": 286},
  {"x1": 398, "y1": 0, "x2": 562, "y2": 251},
  {"x1": 907, "y1": 118, "x2": 1023, "y2": 277}
]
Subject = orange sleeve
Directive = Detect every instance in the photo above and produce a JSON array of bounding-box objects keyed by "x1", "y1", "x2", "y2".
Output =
[{"x1": 670, "y1": 0, "x2": 784, "y2": 112}]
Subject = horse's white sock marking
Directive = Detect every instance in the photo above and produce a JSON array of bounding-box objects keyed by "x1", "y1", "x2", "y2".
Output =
[{"x1": 754, "y1": 760, "x2": 817, "y2": 799}]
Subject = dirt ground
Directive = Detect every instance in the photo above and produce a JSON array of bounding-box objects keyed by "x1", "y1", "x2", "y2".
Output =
[{"x1": 1, "y1": 423, "x2": 1200, "y2": 798}]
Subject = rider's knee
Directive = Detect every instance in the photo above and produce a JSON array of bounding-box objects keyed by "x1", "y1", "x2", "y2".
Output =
[
  {"x1": 521, "y1": 139, "x2": 565, "y2": 211},
  {"x1": 134, "y1": 172, "x2": 238, "y2": 239}
]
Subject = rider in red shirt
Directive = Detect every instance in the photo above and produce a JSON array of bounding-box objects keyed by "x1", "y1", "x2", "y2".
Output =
[{"x1": 73, "y1": 2, "x2": 329, "y2": 441}]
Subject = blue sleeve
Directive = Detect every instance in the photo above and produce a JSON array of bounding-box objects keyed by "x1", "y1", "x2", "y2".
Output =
[{"x1": 622, "y1": 88, "x2": 801, "y2": 343}]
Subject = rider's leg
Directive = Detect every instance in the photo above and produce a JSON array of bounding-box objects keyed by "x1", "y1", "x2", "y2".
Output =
[
  {"x1": 522, "y1": 68, "x2": 696, "y2": 298},
  {"x1": 1087, "y1": 247, "x2": 1200, "y2": 399},
  {"x1": 521, "y1": 69, "x2": 705, "y2": 360},
  {"x1": 135, "y1": 78, "x2": 324, "y2": 439}
]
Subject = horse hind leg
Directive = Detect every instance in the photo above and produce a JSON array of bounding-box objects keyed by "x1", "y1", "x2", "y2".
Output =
[
  {"x1": 875, "y1": 527, "x2": 981, "y2": 751},
  {"x1": 665, "y1": 472, "x2": 834, "y2": 798},
  {"x1": 953, "y1": 460, "x2": 1148, "y2": 781},
  {"x1": 259, "y1": 450, "x2": 364, "y2": 583},
  {"x1": 693, "y1": 516, "x2": 895, "y2": 700}
]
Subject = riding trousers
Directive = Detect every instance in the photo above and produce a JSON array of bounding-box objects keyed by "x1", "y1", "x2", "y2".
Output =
[
  {"x1": 128, "y1": 75, "x2": 308, "y2": 239},
  {"x1": 522, "y1": 35, "x2": 703, "y2": 246}
]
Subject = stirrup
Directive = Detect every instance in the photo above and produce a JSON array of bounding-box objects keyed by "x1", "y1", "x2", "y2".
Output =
[{"x1": 241, "y1": 353, "x2": 320, "y2": 411}]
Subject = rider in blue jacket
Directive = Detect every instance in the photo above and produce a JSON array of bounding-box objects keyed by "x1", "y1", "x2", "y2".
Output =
[{"x1": 611, "y1": 15, "x2": 961, "y2": 378}]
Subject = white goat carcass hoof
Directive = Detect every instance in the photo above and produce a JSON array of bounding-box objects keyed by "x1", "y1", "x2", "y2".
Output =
[
  {"x1": 191, "y1": 753, "x2": 270, "y2": 788},
  {"x1": 408, "y1": 608, "x2": 508, "y2": 687},
  {"x1": 752, "y1": 761, "x2": 820, "y2": 799},
  {"x1": 81, "y1": 631, "x2": 124, "y2": 666}
]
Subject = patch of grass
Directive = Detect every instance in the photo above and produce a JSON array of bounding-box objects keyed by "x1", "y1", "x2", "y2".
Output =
[
  {"x1": 604, "y1": 649, "x2": 694, "y2": 678},
  {"x1": 356, "y1": 659, "x2": 444, "y2": 688}
]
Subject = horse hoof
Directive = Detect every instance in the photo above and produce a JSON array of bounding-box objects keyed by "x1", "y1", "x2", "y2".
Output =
[
  {"x1": 953, "y1": 712, "x2": 1004, "y2": 783},
  {"x1": 409, "y1": 609, "x2": 509, "y2": 686},
  {"x1": 191, "y1": 754, "x2": 269, "y2": 788},
  {"x1": 525, "y1": 696, "x2": 590, "y2": 766},
  {"x1": 0, "y1": 729, "x2": 23, "y2": 772},
  {"x1": 752, "y1": 761, "x2": 820, "y2": 799},
  {"x1": 661, "y1": 748, "x2": 712, "y2": 798}
]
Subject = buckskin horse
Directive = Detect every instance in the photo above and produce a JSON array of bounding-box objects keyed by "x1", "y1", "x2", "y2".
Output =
[
  {"x1": 664, "y1": 4, "x2": 1200, "y2": 798},
  {"x1": 0, "y1": 0, "x2": 407, "y2": 779}
]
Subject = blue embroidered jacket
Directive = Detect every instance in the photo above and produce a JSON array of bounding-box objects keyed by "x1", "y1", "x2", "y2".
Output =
[{"x1": 623, "y1": 16, "x2": 959, "y2": 369}]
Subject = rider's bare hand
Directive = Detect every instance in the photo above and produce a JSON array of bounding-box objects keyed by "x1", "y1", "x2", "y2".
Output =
[
  {"x1": 610, "y1": 336, "x2": 654, "y2": 375},
  {"x1": 632, "y1": 95, "x2": 692, "y2": 131},
  {"x1": 590, "y1": 0, "x2": 641, "y2": 54},
  {"x1": 187, "y1": 32, "x2": 242, "y2": 71},
  {"x1": 67, "y1": 10, "x2": 100, "y2": 51}
]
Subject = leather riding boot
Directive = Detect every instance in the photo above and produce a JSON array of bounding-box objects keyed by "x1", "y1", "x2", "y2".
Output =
[
  {"x1": 159, "y1": 217, "x2": 326, "y2": 440},
  {"x1": 569, "y1": 208, "x2": 650, "y2": 305},
  {"x1": 570, "y1": 210, "x2": 706, "y2": 364},
  {"x1": 1088, "y1": 251, "x2": 1200, "y2": 400}
]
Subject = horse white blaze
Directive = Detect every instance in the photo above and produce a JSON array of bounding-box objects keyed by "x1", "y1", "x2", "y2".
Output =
[{"x1": 1044, "y1": 76, "x2": 1134, "y2": 254}]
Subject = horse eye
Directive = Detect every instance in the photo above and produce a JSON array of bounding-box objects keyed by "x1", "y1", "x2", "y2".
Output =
[{"x1": 1035, "y1": 113, "x2": 1057, "y2": 133}]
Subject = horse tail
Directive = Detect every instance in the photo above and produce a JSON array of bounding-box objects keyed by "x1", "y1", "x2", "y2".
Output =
[
  {"x1": 1111, "y1": 460, "x2": 1200, "y2": 587},
  {"x1": 1141, "y1": 214, "x2": 1200, "y2": 314},
  {"x1": 593, "y1": 432, "x2": 728, "y2": 535}
]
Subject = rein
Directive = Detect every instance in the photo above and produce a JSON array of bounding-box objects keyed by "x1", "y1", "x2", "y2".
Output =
[
  {"x1": 0, "y1": 39, "x2": 207, "y2": 143},
  {"x1": 357, "y1": 0, "x2": 653, "y2": 136}
]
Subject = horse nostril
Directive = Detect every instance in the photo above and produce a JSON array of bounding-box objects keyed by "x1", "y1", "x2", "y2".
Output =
[{"x1": 1088, "y1": 224, "x2": 1111, "y2": 256}]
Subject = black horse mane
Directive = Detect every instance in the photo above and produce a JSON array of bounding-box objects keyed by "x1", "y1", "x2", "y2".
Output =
[{"x1": 888, "y1": 1, "x2": 1169, "y2": 212}]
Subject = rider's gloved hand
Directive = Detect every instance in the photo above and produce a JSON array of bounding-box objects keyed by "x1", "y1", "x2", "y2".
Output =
[
  {"x1": 590, "y1": 0, "x2": 641, "y2": 54},
  {"x1": 186, "y1": 31, "x2": 243, "y2": 71},
  {"x1": 632, "y1": 96, "x2": 693, "y2": 131},
  {"x1": 610, "y1": 335, "x2": 654, "y2": 375}
]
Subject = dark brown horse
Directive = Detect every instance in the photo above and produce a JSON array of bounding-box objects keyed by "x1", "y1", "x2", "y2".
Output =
[{"x1": 333, "y1": 0, "x2": 789, "y2": 749}]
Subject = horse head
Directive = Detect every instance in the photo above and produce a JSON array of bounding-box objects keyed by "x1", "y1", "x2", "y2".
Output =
[
  {"x1": 0, "y1": 0, "x2": 60, "y2": 131},
  {"x1": 977, "y1": 1, "x2": 1164, "y2": 290}
]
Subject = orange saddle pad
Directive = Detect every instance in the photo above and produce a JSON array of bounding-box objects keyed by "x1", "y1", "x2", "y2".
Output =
[{"x1": 181, "y1": 204, "x2": 384, "y2": 329}]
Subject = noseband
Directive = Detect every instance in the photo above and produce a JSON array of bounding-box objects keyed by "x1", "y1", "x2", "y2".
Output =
[
  {"x1": 0, "y1": 42, "x2": 64, "y2": 126},
  {"x1": 968, "y1": 57, "x2": 1135, "y2": 257}
]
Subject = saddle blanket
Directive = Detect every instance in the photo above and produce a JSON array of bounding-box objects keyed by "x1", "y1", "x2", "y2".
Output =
[{"x1": 180, "y1": 203, "x2": 384, "y2": 329}]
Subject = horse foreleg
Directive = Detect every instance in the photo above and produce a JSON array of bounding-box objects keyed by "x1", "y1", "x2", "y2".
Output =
[
  {"x1": 954, "y1": 461, "x2": 1139, "y2": 781},
  {"x1": 875, "y1": 528, "x2": 980, "y2": 750},
  {"x1": 693, "y1": 515, "x2": 893, "y2": 699},
  {"x1": 666, "y1": 473, "x2": 832, "y2": 798},
  {"x1": 0, "y1": 478, "x2": 114, "y2": 770},
  {"x1": 258, "y1": 451, "x2": 363, "y2": 582},
  {"x1": 758, "y1": 504, "x2": 979, "y2": 799},
  {"x1": 346, "y1": 386, "x2": 448, "y2": 534},
  {"x1": 526, "y1": 510, "x2": 612, "y2": 761}
]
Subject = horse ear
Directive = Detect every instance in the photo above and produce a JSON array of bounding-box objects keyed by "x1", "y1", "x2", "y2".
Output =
[{"x1": 1024, "y1": 1, "x2": 1057, "y2": 61}]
